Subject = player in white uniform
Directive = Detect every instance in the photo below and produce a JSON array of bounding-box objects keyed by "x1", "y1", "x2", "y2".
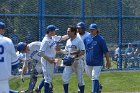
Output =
[
  {"x1": 77, "y1": 22, "x2": 90, "y2": 73},
  {"x1": 16, "y1": 41, "x2": 43, "y2": 93},
  {"x1": 62, "y1": 25, "x2": 85, "y2": 93},
  {"x1": 77, "y1": 22, "x2": 90, "y2": 41},
  {"x1": 76, "y1": 22, "x2": 90, "y2": 93},
  {"x1": 39, "y1": 25, "x2": 68, "y2": 93},
  {"x1": 0, "y1": 22, "x2": 19, "y2": 93}
]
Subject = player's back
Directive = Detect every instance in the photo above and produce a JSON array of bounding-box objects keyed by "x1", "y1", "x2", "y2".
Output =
[
  {"x1": 0, "y1": 35, "x2": 18, "y2": 80},
  {"x1": 27, "y1": 41, "x2": 41, "y2": 61}
]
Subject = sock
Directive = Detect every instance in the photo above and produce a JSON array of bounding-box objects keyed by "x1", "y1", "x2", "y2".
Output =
[
  {"x1": 38, "y1": 78, "x2": 45, "y2": 90},
  {"x1": 63, "y1": 84, "x2": 68, "y2": 93},
  {"x1": 79, "y1": 85, "x2": 85, "y2": 93},
  {"x1": 92, "y1": 80, "x2": 99, "y2": 93},
  {"x1": 44, "y1": 82, "x2": 49, "y2": 93}
]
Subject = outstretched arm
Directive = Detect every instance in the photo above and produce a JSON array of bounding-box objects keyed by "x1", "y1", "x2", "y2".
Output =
[{"x1": 61, "y1": 35, "x2": 69, "y2": 41}]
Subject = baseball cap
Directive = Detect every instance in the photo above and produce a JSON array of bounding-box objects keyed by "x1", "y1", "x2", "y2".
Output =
[
  {"x1": 89, "y1": 23, "x2": 98, "y2": 30},
  {"x1": 17, "y1": 42, "x2": 27, "y2": 52},
  {"x1": 46, "y1": 25, "x2": 59, "y2": 32},
  {"x1": 76, "y1": 22, "x2": 86, "y2": 30},
  {"x1": 0, "y1": 22, "x2": 6, "y2": 29}
]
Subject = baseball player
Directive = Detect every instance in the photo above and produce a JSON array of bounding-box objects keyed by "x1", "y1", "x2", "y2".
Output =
[
  {"x1": 77, "y1": 22, "x2": 90, "y2": 41},
  {"x1": 39, "y1": 25, "x2": 68, "y2": 93},
  {"x1": 0, "y1": 21, "x2": 19, "y2": 93},
  {"x1": 16, "y1": 41, "x2": 43, "y2": 93},
  {"x1": 84, "y1": 23, "x2": 111, "y2": 93},
  {"x1": 76, "y1": 22, "x2": 90, "y2": 93},
  {"x1": 76, "y1": 22, "x2": 90, "y2": 73},
  {"x1": 61, "y1": 25, "x2": 85, "y2": 93}
]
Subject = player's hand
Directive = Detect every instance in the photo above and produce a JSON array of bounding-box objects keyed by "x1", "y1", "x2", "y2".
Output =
[
  {"x1": 54, "y1": 58, "x2": 61, "y2": 64},
  {"x1": 55, "y1": 45, "x2": 61, "y2": 51},
  {"x1": 106, "y1": 61, "x2": 111, "y2": 69},
  {"x1": 48, "y1": 58, "x2": 55, "y2": 64},
  {"x1": 70, "y1": 51, "x2": 79, "y2": 55}
]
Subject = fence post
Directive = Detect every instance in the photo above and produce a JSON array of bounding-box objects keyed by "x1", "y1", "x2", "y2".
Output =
[
  {"x1": 81, "y1": 0, "x2": 85, "y2": 22},
  {"x1": 118, "y1": 0, "x2": 123, "y2": 69},
  {"x1": 38, "y1": 0, "x2": 45, "y2": 41}
]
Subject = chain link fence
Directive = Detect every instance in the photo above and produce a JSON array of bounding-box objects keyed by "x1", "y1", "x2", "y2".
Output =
[{"x1": 0, "y1": 0, "x2": 140, "y2": 70}]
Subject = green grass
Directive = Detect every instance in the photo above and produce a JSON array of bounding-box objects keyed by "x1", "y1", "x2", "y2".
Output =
[{"x1": 10, "y1": 71, "x2": 140, "y2": 93}]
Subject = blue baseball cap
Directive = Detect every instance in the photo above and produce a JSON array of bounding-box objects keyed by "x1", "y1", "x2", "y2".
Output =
[
  {"x1": 76, "y1": 22, "x2": 86, "y2": 30},
  {"x1": 0, "y1": 22, "x2": 6, "y2": 29},
  {"x1": 17, "y1": 42, "x2": 27, "y2": 52},
  {"x1": 89, "y1": 23, "x2": 98, "y2": 30},
  {"x1": 46, "y1": 25, "x2": 59, "y2": 32}
]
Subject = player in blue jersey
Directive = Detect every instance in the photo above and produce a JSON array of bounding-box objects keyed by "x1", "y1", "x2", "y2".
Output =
[{"x1": 84, "y1": 23, "x2": 111, "y2": 93}]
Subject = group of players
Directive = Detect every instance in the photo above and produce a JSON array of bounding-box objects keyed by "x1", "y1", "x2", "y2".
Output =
[{"x1": 0, "y1": 21, "x2": 111, "y2": 93}]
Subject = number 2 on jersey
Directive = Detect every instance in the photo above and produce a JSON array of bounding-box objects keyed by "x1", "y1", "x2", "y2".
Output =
[{"x1": 0, "y1": 45, "x2": 4, "y2": 62}]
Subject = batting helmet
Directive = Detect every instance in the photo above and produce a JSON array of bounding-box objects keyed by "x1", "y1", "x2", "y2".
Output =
[
  {"x1": 63, "y1": 56, "x2": 74, "y2": 66},
  {"x1": 76, "y1": 22, "x2": 86, "y2": 30},
  {"x1": 0, "y1": 22, "x2": 6, "y2": 29},
  {"x1": 89, "y1": 23, "x2": 98, "y2": 30},
  {"x1": 46, "y1": 25, "x2": 59, "y2": 32},
  {"x1": 17, "y1": 42, "x2": 27, "y2": 52}
]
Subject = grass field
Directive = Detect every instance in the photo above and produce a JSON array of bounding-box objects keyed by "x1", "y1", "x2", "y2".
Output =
[{"x1": 10, "y1": 71, "x2": 140, "y2": 93}]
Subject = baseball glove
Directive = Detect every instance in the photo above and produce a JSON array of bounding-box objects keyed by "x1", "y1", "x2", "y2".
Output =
[{"x1": 63, "y1": 56, "x2": 74, "y2": 66}]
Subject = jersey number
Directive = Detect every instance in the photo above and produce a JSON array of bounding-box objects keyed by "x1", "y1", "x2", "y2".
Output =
[{"x1": 0, "y1": 45, "x2": 4, "y2": 62}]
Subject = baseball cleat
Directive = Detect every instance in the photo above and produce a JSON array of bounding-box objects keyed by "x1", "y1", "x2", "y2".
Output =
[{"x1": 34, "y1": 88, "x2": 41, "y2": 93}]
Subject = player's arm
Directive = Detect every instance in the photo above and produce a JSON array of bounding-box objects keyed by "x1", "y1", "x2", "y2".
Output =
[
  {"x1": 105, "y1": 52, "x2": 111, "y2": 69},
  {"x1": 101, "y1": 38, "x2": 111, "y2": 69},
  {"x1": 59, "y1": 49, "x2": 68, "y2": 54},
  {"x1": 61, "y1": 35, "x2": 69, "y2": 41},
  {"x1": 76, "y1": 50, "x2": 85, "y2": 57},
  {"x1": 38, "y1": 51, "x2": 50, "y2": 61},
  {"x1": 19, "y1": 59, "x2": 28, "y2": 82},
  {"x1": 39, "y1": 40, "x2": 55, "y2": 63},
  {"x1": 71, "y1": 50, "x2": 85, "y2": 58},
  {"x1": 38, "y1": 51, "x2": 55, "y2": 64},
  {"x1": 21, "y1": 60, "x2": 28, "y2": 75},
  {"x1": 54, "y1": 35, "x2": 69, "y2": 41}
]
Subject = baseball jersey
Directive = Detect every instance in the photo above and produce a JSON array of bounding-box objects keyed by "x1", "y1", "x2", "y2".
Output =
[
  {"x1": 39, "y1": 35, "x2": 62, "y2": 58},
  {"x1": 77, "y1": 31, "x2": 90, "y2": 58},
  {"x1": 0, "y1": 34, "x2": 18, "y2": 80},
  {"x1": 17, "y1": 41, "x2": 41, "y2": 62},
  {"x1": 84, "y1": 34, "x2": 108, "y2": 66},
  {"x1": 77, "y1": 31, "x2": 90, "y2": 40},
  {"x1": 26, "y1": 41, "x2": 41, "y2": 61},
  {"x1": 65, "y1": 36, "x2": 85, "y2": 58}
]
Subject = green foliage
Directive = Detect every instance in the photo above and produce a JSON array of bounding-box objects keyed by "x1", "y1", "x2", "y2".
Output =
[{"x1": 10, "y1": 71, "x2": 140, "y2": 92}]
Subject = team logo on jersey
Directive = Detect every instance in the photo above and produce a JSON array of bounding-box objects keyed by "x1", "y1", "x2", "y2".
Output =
[
  {"x1": 49, "y1": 41, "x2": 57, "y2": 48},
  {"x1": 30, "y1": 50, "x2": 38, "y2": 58},
  {"x1": 67, "y1": 45, "x2": 78, "y2": 52},
  {"x1": 67, "y1": 45, "x2": 77, "y2": 49}
]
